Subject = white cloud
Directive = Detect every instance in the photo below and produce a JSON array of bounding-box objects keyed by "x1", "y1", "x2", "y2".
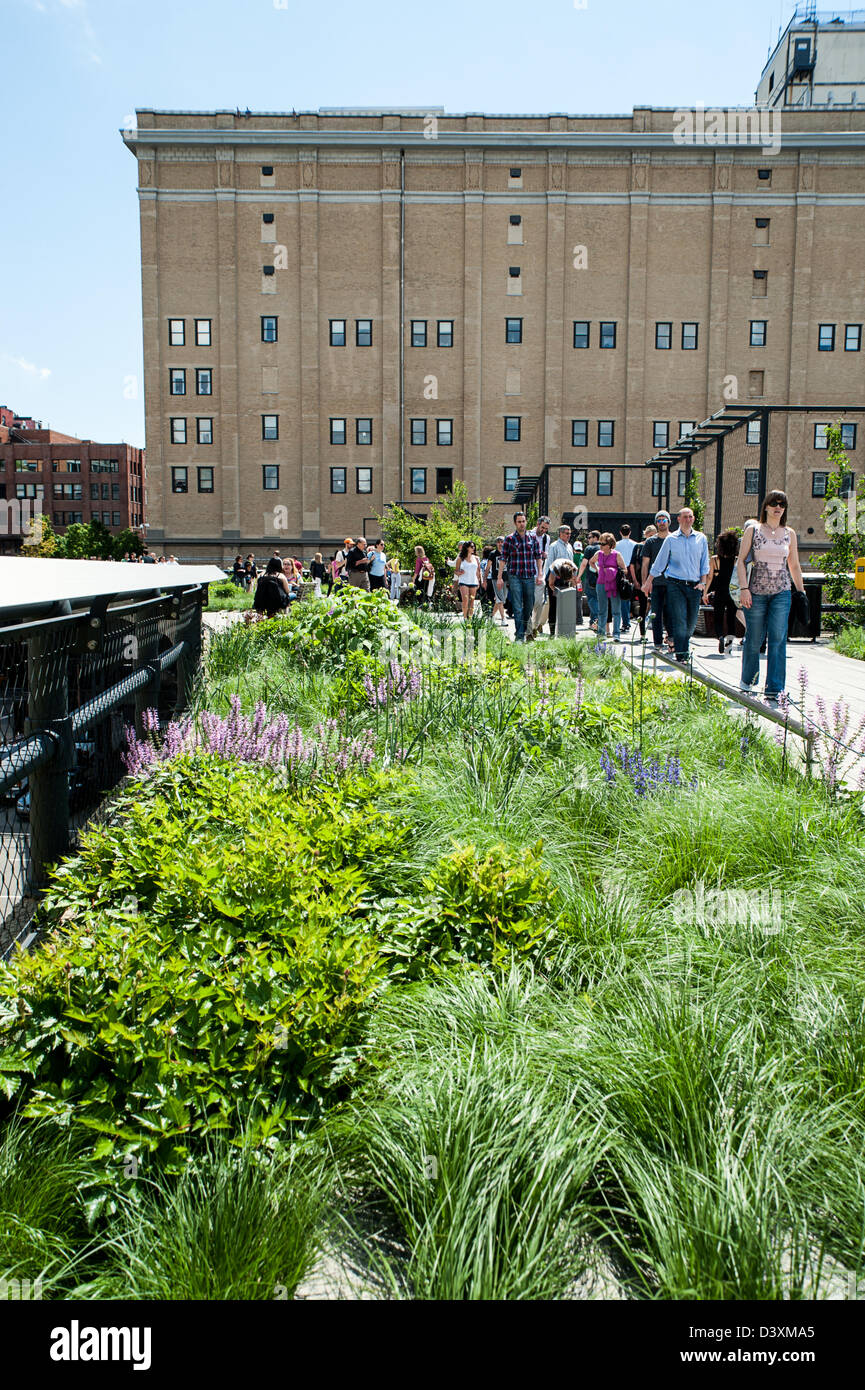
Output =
[{"x1": 6, "y1": 354, "x2": 52, "y2": 379}]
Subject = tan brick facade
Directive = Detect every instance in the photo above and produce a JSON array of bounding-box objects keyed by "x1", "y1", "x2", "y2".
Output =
[{"x1": 123, "y1": 108, "x2": 865, "y2": 562}]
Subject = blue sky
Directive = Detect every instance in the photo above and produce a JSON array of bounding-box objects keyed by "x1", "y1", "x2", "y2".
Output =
[{"x1": 1, "y1": 0, "x2": 793, "y2": 446}]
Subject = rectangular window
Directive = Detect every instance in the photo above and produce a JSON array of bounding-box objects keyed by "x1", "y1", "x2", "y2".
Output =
[
  {"x1": 91, "y1": 459, "x2": 119, "y2": 473},
  {"x1": 330, "y1": 467, "x2": 346, "y2": 494},
  {"x1": 171, "y1": 467, "x2": 188, "y2": 493},
  {"x1": 747, "y1": 419, "x2": 761, "y2": 445},
  {"x1": 195, "y1": 319, "x2": 211, "y2": 347},
  {"x1": 169, "y1": 368, "x2": 186, "y2": 396},
  {"x1": 504, "y1": 466, "x2": 520, "y2": 492},
  {"x1": 653, "y1": 421, "x2": 669, "y2": 449},
  {"x1": 356, "y1": 318, "x2": 373, "y2": 346},
  {"x1": 655, "y1": 322, "x2": 672, "y2": 350},
  {"x1": 754, "y1": 217, "x2": 770, "y2": 244},
  {"x1": 437, "y1": 320, "x2": 453, "y2": 348},
  {"x1": 102, "y1": 512, "x2": 111, "y2": 527},
  {"x1": 745, "y1": 468, "x2": 760, "y2": 494},
  {"x1": 437, "y1": 419, "x2": 452, "y2": 446},
  {"x1": 750, "y1": 320, "x2": 767, "y2": 347},
  {"x1": 262, "y1": 465, "x2": 279, "y2": 490},
  {"x1": 504, "y1": 416, "x2": 521, "y2": 442},
  {"x1": 758, "y1": 168, "x2": 771, "y2": 182},
  {"x1": 262, "y1": 213, "x2": 274, "y2": 224},
  {"x1": 101, "y1": 483, "x2": 110, "y2": 500},
  {"x1": 508, "y1": 266, "x2": 521, "y2": 279},
  {"x1": 597, "y1": 469, "x2": 613, "y2": 496},
  {"x1": 840, "y1": 471, "x2": 855, "y2": 498},
  {"x1": 436, "y1": 467, "x2": 453, "y2": 494},
  {"x1": 818, "y1": 324, "x2": 836, "y2": 352},
  {"x1": 571, "y1": 419, "x2": 588, "y2": 447},
  {"x1": 356, "y1": 467, "x2": 372, "y2": 494},
  {"x1": 652, "y1": 469, "x2": 662, "y2": 498},
  {"x1": 812, "y1": 471, "x2": 828, "y2": 497},
  {"x1": 842, "y1": 423, "x2": 857, "y2": 450},
  {"x1": 679, "y1": 421, "x2": 696, "y2": 439},
  {"x1": 329, "y1": 319, "x2": 346, "y2": 347},
  {"x1": 845, "y1": 324, "x2": 862, "y2": 352},
  {"x1": 14, "y1": 459, "x2": 38, "y2": 472},
  {"x1": 356, "y1": 418, "x2": 372, "y2": 446},
  {"x1": 506, "y1": 317, "x2": 523, "y2": 344},
  {"x1": 411, "y1": 319, "x2": 427, "y2": 347},
  {"x1": 262, "y1": 414, "x2": 279, "y2": 441},
  {"x1": 168, "y1": 318, "x2": 185, "y2": 346},
  {"x1": 170, "y1": 418, "x2": 187, "y2": 445},
  {"x1": 598, "y1": 420, "x2": 614, "y2": 448},
  {"x1": 15, "y1": 482, "x2": 43, "y2": 499},
  {"x1": 571, "y1": 468, "x2": 586, "y2": 496},
  {"x1": 814, "y1": 424, "x2": 829, "y2": 449},
  {"x1": 90, "y1": 482, "x2": 98, "y2": 500},
  {"x1": 573, "y1": 321, "x2": 590, "y2": 349},
  {"x1": 197, "y1": 466, "x2": 214, "y2": 493},
  {"x1": 410, "y1": 467, "x2": 427, "y2": 495},
  {"x1": 261, "y1": 316, "x2": 278, "y2": 343},
  {"x1": 196, "y1": 368, "x2": 212, "y2": 395},
  {"x1": 197, "y1": 418, "x2": 213, "y2": 445},
  {"x1": 681, "y1": 322, "x2": 699, "y2": 350},
  {"x1": 752, "y1": 272, "x2": 768, "y2": 297},
  {"x1": 748, "y1": 370, "x2": 765, "y2": 397},
  {"x1": 111, "y1": 483, "x2": 119, "y2": 500},
  {"x1": 330, "y1": 417, "x2": 346, "y2": 445},
  {"x1": 52, "y1": 459, "x2": 81, "y2": 473},
  {"x1": 411, "y1": 419, "x2": 427, "y2": 446},
  {"x1": 112, "y1": 511, "x2": 121, "y2": 527},
  {"x1": 599, "y1": 321, "x2": 617, "y2": 349}
]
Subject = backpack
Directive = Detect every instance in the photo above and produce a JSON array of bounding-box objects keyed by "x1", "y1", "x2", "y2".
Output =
[{"x1": 254, "y1": 574, "x2": 289, "y2": 614}]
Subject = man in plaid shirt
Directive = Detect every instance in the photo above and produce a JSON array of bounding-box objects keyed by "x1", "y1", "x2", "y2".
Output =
[{"x1": 497, "y1": 511, "x2": 544, "y2": 642}]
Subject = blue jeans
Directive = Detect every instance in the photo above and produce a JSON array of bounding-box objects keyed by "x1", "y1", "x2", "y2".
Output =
[
  {"x1": 596, "y1": 585, "x2": 621, "y2": 638},
  {"x1": 586, "y1": 584, "x2": 599, "y2": 625},
  {"x1": 650, "y1": 582, "x2": 669, "y2": 646},
  {"x1": 508, "y1": 574, "x2": 537, "y2": 640},
  {"x1": 665, "y1": 578, "x2": 702, "y2": 659},
  {"x1": 742, "y1": 589, "x2": 792, "y2": 695}
]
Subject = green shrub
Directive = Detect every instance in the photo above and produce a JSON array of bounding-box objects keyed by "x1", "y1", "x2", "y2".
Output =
[
  {"x1": 205, "y1": 580, "x2": 252, "y2": 612},
  {"x1": 833, "y1": 624, "x2": 865, "y2": 661},
  {"x1": 249, "y1": 588, "x2": 413, "y2": 669},
  {"x1": 0, "y1": 757, "x2": 410, "y2": 1168},
  {"x1": 381, "y1": 842, "x2": 556, "y2": 980}
]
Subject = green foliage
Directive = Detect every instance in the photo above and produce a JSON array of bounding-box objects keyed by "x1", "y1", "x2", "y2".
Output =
[
  {"x1": 205, "y1": 579, "x2": 253, "y2": 612},
  {"x1": 378, "y1": 481, "x2": 507, "y2": 586},
  {"x1": 683, "y1": 467, "x2": 705, "y2": 532},
  {"x1": 49, "y1": 519, "x2": 144, "y2": 561},
  {"x1": 0, "y1": 757, "x2": 410, "y2": 1167},
  {"x1": 814, "y1": 425, "x2": 865, "y2": 623},
  {"x1": 833, "y1": 623, "x2": 865, "y2": 661},
  {"x1": 82, "y1": 1142, "x2": 328, "y2": 1300},
  {"x1": 21, "y1": 510, "x2": 56, "y2": 556},
  {"x1": 249, "y1": 588, "x2": 412, "y2": 668},
  {"x1": 0, "y1": 1118, "x2": 97, "y2": 1293},
  {"x1": 381, "y1": 842, "x2": 556, "y2": 979}
]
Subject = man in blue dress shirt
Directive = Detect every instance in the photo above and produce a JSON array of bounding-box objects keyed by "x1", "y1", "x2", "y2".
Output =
[{"x1": 643, "y1": 507, "x2": 710, "y2": 663}]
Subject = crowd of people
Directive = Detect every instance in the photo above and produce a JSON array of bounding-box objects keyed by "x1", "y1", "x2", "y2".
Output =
[{"x1": 246, "y1": 490, "x2": 808, "y2": 702}]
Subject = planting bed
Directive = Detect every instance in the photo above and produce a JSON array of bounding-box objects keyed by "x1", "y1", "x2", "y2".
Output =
[{"x1": 1, "y1": 590, "x2": 864, "y2": 1301}]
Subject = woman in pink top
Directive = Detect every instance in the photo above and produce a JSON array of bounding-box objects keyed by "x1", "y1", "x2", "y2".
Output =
[
  {"x1": 591, "y1": 532, "x2": 628, "y2": 641},
  {"x1": 737, "y1": 490, "x2": 806, "y2": 703}
]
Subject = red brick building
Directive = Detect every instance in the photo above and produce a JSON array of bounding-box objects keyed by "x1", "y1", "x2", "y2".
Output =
[{"x1": 0, "y1": 408, "x2": 146, "y2": 553}]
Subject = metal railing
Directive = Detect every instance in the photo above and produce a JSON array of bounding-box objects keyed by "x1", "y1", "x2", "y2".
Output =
[{"x1": 0, "y1": 584, "x2": 206, "y2": 957}]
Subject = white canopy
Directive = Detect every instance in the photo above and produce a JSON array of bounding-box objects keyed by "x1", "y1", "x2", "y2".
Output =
[{"x1": 0, "y1": 557, "x2": 225, "y2": 617}]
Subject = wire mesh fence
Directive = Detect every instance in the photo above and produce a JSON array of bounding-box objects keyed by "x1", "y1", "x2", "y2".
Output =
[{"x1": 0, "y1": 586, "x2": 205, "y2": 957}]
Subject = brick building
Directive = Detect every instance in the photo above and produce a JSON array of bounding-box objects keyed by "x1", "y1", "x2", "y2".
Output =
[
  {"x1": 0, "y1": 414, "x2": 145, "y2": 553},
  {"x1": 122, "y1": 103, "x2": 865, "y2": 562}
]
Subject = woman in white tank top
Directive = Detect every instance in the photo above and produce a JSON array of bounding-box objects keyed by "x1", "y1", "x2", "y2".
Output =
[{"x1": 455, "y1": 540, "x2": 481, "y2": 620}]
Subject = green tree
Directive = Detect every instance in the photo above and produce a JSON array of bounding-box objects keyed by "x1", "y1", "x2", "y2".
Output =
[
  {"x1": 21, "y1": 510, "x2": 57, "y2": 557},
  {"x1": 682, "y1": 468, "x2": 705, "y2": 533},
  {"x1": 54, "y1": 522, "x2": 92, "y2": 558},
  {"x1": 378, "y1": 481, "x2": 507, "y2": 586},
  {"x1": 813, "y1": 424, "x2": 865, "y2": 628},
  {"x1": 113, "y1": 527, "x2": 144, "y2": 559}
]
